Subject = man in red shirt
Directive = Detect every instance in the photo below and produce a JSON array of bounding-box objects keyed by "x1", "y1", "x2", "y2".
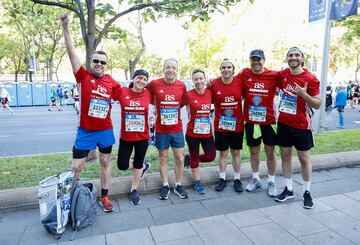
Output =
[
  {"x1": 240, "y1": 49, "x2": 281, "y2": 197},
  {"x1": 209, "y1": 59, "x2": 244, "y2": 193},
  {"x1": 274, "y1": 47, "x2": 321, "y2": 209},
  {"x1": 147, "y1": 58, "x2": 189, "y2": 200},
  {"x1": 61, "y1": 13, "x2": 120, "y2": 212}
]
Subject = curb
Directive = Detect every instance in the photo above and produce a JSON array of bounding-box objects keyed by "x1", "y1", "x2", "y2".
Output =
[{"x1": 1, "y1": 150, "x2": 360, "y2": 211}]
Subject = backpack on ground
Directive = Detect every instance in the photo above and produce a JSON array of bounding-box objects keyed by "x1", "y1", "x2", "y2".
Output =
[
  {"x1": 38, "y1": 170, "x2": 74, "y2": 239},
  {"x1": 69, "y1": 181, "x2": 97, "y2": 241}
]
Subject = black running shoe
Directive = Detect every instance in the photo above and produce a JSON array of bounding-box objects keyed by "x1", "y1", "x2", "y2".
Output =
[
  {"x1": 174, "y1": 185, "x2": 189, "y2": 199},
  {"x1": 215, "y1": 178, "x2": 226, "y2": 192},
  {"x1": 140, "y1": 162, "x2": 151, "y2": 180},
  {"x1": 274, "y1": 187, "x2": 294, "y2": 202},
  {"x1": 184, "y1": 154, "x2": 190, "y2": 168},
  {"x1": 302, "y1": 191, "x2": 314, "y2": 209},
  {"x1": 158, "y1": 185, "x2": 170, "y2": 200},
  {"x1": 129, "y1": 189, "x2": 141, "y2": 205},
  {"x1": 234, "y1": 179, "x2": 244, "y2": 192}
]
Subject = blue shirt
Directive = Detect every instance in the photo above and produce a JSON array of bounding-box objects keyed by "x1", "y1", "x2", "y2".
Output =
[{"x1": 336, "y1": 90, "x2": 347, "y2": 107}]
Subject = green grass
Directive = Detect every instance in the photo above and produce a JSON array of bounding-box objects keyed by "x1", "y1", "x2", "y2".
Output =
[{"x1": 1, "y1": 130, "x2": 360, "y2": 190}]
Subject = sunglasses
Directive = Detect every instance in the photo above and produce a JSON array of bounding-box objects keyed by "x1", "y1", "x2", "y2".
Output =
[{"x1": 92, "y1": 59, "x2": 107, "y2": 65}]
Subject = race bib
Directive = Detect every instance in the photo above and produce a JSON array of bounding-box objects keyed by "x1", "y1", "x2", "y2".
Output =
[
  {"x1": 88, "y1": 98, "x2": 109, "y2": 119},
  {"x1": 279, "y1": 95, "x2": 297, "y2": 115},
  {"x1": 249, "y1": 106, "x2": 266, "y2": 122},
  {"x1": 125, "y1": 114, "x2": 145, "y2": 132},
  {"x1": 194, "y1": 118, "x2": 211, "y2": 134},
  {"x1": 219, "y1": 115, "x2": 236, "y2": 131},
  {"x1": 160, "y1": 107, "x2": 178, "y2": 125}
]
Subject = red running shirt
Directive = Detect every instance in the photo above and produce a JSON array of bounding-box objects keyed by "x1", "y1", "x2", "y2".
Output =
[
  {"x1": 240, "y1": 68, "x2": 281, "y2": 125},
  {"x1": 278, "y1": 68, "x2": 320, "y2": 130},
  {"x1": 147, "y1": 78, "x2": 186, "y2": 133},
  {"x1": 74, "y1": 66, "x2": 121, "y2": 131},
  {"x1": 113, "y1": 87, "x2": 153, "y2": 141},
  {"x1": 209, "y1": 76, "x2": 244, "y2": 132},
  {"x1": 182, "y1": 88, "x2": 213, "y2": 138}
]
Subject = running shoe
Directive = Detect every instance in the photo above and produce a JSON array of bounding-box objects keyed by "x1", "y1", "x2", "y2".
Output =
[
  {"x1": 140, "y1": 162, "x2": 151, "y2": 180},
  {"x1": 158, "y1": 185, "x2": 170, "y2": 200},
  {"x1": 129, "y1": 189, "x2": 141, "y2": 205},
  {"x1": 274, "y1": 187, "x2": 294, "y2": 202},
  {"x1": 194, "y1": 180, "x2": 205, "y2": 195},
  {"x1": 174, "y1": 185, "x2": 189, "y2": 199},
  {"x1": 100, "y1": 195, "x2": 114, "y2": 212}
]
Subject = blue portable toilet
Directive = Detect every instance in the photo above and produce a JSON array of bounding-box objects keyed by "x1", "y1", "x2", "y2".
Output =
[
  {"x1": 32, "y1": 82, "x2": 47, "y2": 106},
  {"x1": 62, "y1": 81, "x2": 76, "y2": 105},
  {"x1": 1, "y1": 82, "x2": 18, "y2": 107},
  {"x1": 16, "y1": 82, "x2": 33, "y2": 106},
  {"x1": 46, "y1": 81, "x2": 59, "y2": 105}
]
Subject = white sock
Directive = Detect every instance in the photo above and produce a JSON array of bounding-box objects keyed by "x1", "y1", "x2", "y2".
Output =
[
  {"x1": 268, "y1": 175, "x2": 275, "y2": 183},
  {"x1": 163, "y1": 182, "x2": 169, "y2": 187},
  {"x1": 284, "y1": 178, "x2": 293, "y2": 191},
  {"x1": 252, "y1": 172, "x2": 260, "y2": 180},
  {"x1": 175, "y1": 182, "x2": 181, "y2": 187},
  {"x1": 303, "y1": 181, "x2": 311, "y2": 193},
  {"x1": 234, "y1": 172, "x2": 240, "y2": 180},
  {"x1": 219, "y1": 172, "x2": 226, "y2": 180}
]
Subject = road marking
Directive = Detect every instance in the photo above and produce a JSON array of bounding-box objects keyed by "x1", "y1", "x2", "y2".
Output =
[
  {"x1": 0, "y1": 135, "x2": 11, "y2": 138},
  {"x1": 354, "y1": 121, "x2": 360, "y2": 124},
  {"x1": 34, "y1": 131, "x2": 76, "y2": 136}
]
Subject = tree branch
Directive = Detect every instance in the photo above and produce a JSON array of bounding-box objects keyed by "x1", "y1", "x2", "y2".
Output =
[{"x1": 30, "y1": 0, "x2": 80, "y2": 16}]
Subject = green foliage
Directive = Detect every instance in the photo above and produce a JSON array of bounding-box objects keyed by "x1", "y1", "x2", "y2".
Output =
[{"x1": 1, "y1": 129, "x2": 359, "y2": 190}]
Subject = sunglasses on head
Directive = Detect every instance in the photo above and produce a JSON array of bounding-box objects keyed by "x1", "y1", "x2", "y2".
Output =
[{"x1": 92, "y1": 59, "x2": 107, "y2": 65}]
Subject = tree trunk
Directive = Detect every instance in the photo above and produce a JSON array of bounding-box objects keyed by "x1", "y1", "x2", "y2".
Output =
[{"x1": 85, "y1": 0, "x2": 96, "y2": 70}]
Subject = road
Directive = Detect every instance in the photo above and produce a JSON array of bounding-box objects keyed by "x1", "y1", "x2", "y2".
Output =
[{"x1": 0, "y1": 105, "x2": 359, "y2": 157}]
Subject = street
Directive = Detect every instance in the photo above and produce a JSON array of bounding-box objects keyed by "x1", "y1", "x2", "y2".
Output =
[{"x1": 0, "y1": 105, "x2": 359, "y2": 157}]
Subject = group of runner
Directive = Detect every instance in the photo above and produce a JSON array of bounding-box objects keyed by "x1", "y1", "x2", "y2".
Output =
[{"x1": 61, "y1": 12, "x2": 321, "y2": 212}]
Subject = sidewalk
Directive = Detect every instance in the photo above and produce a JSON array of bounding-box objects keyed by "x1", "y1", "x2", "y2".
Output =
[{"x1": 1, "y1": 154, "x2": 360, "y2": 244}]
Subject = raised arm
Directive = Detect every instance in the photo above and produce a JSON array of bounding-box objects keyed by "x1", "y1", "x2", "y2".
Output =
[{"x1": 60, "y1": 13, "x2": 81, "y2": 73}]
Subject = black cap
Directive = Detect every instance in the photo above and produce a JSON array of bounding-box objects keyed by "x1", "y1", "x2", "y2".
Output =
[
  {"x1": 132, "y1": 69, "x2": 149, "y2": 80},
  {"x1": 249, "y1": 49, "x2": 265, "y2": 60}
]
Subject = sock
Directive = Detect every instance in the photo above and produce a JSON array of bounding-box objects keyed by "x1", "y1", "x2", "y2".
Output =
[
  {"x1": 284, "y1": 178, "x2": 293, "y2": 191},
  {"x1": 303, "y1": 181, "x2": 311, "y2": 193},
  {"x1": 163, "y1": 182, "x2": 169, "y2": 187},
  {"x1": 175, "y1": 182, "x2": 181, "y2": 187},
  {"x1": 268, "y1": 175, "x2": 275, "y2": 183},
  {"x1": 101, "y1": 188, "x2": 108, "y2": 197},
  {"x1": 339, "y1": 113, "x2": 344, "y2": 126},
  {"x1": 234, "y1": 172, "x2": 240, "y2": 180},
  {"x1": 252, "y1": 172, "x2": 260, "y2": 180},
  {"x1": 219, "y1": 172, "x2": 226, "y2": 180}
]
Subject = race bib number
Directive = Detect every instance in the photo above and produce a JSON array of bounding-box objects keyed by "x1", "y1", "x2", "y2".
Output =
[
  {"x1": 194, "y1": 118, "x2": 211, "y2": 134},
  {"x1": 219, "y1": 115, "x2": 236, "y2": 131},
  {"x1": 88, "y1": 98, "x2": 109, "y2": 119},
  {"x1": 249, "y1": 106, "x2": 266, "y2": 122},
  {"x1": 279, "y1": 95, "x2": 297, "y2": 115},
  {"x1": 125, "y1": 114, "x2": 145, "y2": 132},
  {"x1": 160, "y1": 108, "x2": 178, "y2": 125}
]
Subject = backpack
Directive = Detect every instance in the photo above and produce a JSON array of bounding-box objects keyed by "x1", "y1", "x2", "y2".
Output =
[
  {"x1": 69, "y1": 182, "x2": 97, "y2": 241},
  {"x1": 38, "y1": 170, "x2": 74, "y2": 239}
]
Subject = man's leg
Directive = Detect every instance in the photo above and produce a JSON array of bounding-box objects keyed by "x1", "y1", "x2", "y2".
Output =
[
  {"x1": 159, "y1": 149, "x2": 169, "y2": 184},
  {"x1": 72, "y1": 158, "x2": 86, "y2": 181},
  {"x1": 172, "y1": 147, "x2": 184, "y2": 183},
  {"x1": 264, "y1": 145, "x2": 276, "y2": 177},
  {"x1": 246, "y1": 145, "x2": 262, "y2": 192},
  {"x1": 230, "y1": 149, "x2": 241, "y2": 174},
  {"x1": 274, "y1": 146, "x2": 294, "y2": 202},
  {"x1": 297, "y1": 150, "x2": 312, "y2": 189},
  {"x1": 99, "y1": 152, "x2": 111, "y2": 191}
]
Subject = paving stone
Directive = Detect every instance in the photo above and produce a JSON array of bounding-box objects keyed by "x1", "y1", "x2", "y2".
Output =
[
  {"x1": 317, "y1": 194, "x2": 360, "y2": 219},
  {"x1": 91, "y1": 209, "x2": 154, "y2": 235},
  {"x1": 19, "y1": 223, "x2": 64, "y2": 245},
  {"x1": 328, "y1": 177, "x2": 360, "y2": 193},
  {"x1": 259, "y1": 204, "x2": 328, "y2": 237},
  {"x1": 344, "y1": 190, "x2": 360, "y2": 201},
  {"x1": 298, "y1": 230, "x2": 354, "y2": 245},
  {"x1": 190, "y1": 215, "x2": 252, "y2": 245},
  {"x1": 244, "y1": 191, "x2": 282, "y2": 208},
  {"x1": 310, "y1": 210, "x2": 360, "y2": 244},
  {"x1": 226, "y1": 209, "x2": 272, "y2": 228},
  {"x1": 158, "y1": 236, "x2": 205, "y2": 245},
  {"x1": 95, "y1": 200, "x2": 120, "y2": 217},
  {"x1": 106, "y1": 228, "x2": 154, "y2": 245},
  {"x1": 288, "y1": 199, "x2": 335, "y2": 215},
  {"x1": 240, "y1": 222, "x2": 303, "y2": 245},
  {"x1": 0, "y1": 226, "x2": 24, "y2": 244},
  {"x1": 58, "y1": 234, "x2": 105, "y2": 245},
  {"x1": 150, "y1": 202, "x2": 211, "y2": 226},
  {"x1": 150, "y1": 221, "x2": 197, "y2": 244},
  {"x1": 208, "y1": 181, "x2": 241, "y2": 198},
  {"x1": 201, "y1": 194, "x2": 259, "y2": 215},
  {"x1": 116, "y1": 192, "x2": 172, "y2": 212},
  {"x1": 0, "y1": 208, "x2": 39, "y2": 230},
  {"x1": 308, "y1": 181, "x2": 345, "y2": 198},
  {"x1": 169, "y1": 186, "x2": 218, "y2": 204},
  {"x1": 320, "y1": 167, "x2": 360, "y2": 179}
]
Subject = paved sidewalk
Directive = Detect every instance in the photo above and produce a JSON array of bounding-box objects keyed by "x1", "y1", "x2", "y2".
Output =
[{"x1": 1, "y1": 165, "x2": 360, "y2": 245}]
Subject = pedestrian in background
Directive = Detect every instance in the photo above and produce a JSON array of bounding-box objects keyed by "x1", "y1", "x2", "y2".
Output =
[
  {"x1": 324, "y1": 85, "x2": 333, "y2": 129},
  {"x1": 335, "y1": 85, "x2": 347, "y2": 129},
  {"x1": 0, "y1": 85, "x2": 14, "y2": 114}
]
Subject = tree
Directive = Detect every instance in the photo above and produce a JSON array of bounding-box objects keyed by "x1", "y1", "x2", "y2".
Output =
[
  {"x1": 336, "y1": 13, "x2": 360, "y2": 80},
  {"x1": 186, "y1": 19, "x2": 226, "y2": 76},
  {"x1": 29, "y1": 0, "x2": 249, "y2": 69}
]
